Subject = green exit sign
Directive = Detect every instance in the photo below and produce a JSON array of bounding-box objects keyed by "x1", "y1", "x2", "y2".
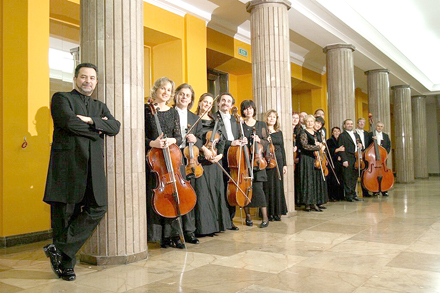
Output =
[{"x1": 238, "y1": 48, "x2": 248, "y2": 57}]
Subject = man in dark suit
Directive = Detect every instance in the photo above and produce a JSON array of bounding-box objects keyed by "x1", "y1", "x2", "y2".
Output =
[
  {"x1": 356, "y1": 117, "x2": 371, "y2": 197},
  {"x1": 371, "y1": 121, "x2": 391, "y2": 196},
  {"x1": 174, "y1": 83, "x2": 204, "y2": 245},
  {"x1": 43, "y1": 63, "x2": 120, "y2": 281},
  {"x1": 338, "y1": 119, "x2": 364, "y2": 202},
  {"x1": 217, "y1": 93, "x2": 246, "y2": 230}
]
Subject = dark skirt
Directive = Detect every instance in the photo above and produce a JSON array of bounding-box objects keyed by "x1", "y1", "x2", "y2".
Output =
[
  {"x1": 327, "y1": 162, "x2": 344, "y2": 200},
  {"x1": 247, "y1": 180, "x2": 266, "y2": 208},
  {"x1": 194, "y1": 162, "x2": 232, "y2": 235},
  {"x1": 264, "y1": 168, "x2": 287, "y2": 216},
  {"x1": 297, "y1": 155, "x2": 328, "y2": 205}
]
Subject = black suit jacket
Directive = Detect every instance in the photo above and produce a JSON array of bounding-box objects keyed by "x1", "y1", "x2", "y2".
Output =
[
  {"x1": 338, "y1": 131, "x2": 361, "y2": 167},
  {"x1": 371, "y1": 132, "x2": 391, "y2": 153},
  {"x1": 217, "y1": 111, "x2": 240, "y2": 151},
  {"x1": 44, "y1": 90, "x2": 120, "y2": 206},
  {"x1": 185, "y1": 110, "x2": 203, "y2": 149}
]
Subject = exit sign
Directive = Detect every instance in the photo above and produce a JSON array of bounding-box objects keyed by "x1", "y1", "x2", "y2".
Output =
[{"x1": 238, "y1": 48, "x2": 248, "y2": 57}]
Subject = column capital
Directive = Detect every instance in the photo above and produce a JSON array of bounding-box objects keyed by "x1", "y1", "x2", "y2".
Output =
[
  {"x1": 411, "y1": 95, "x2": 426, "y2": 99},
  {"x1": 391, "y1": 85, "x2": 411, "y2": 90},
  {"x1": 246, "y1": 0, "x2": 291, "y2": 12},
  {"x1": 365, "y1": 69, "x2": 389, "y2": 75},
  {"x1": 323, "y1": 44, "x2": 355, "y2": 53}
]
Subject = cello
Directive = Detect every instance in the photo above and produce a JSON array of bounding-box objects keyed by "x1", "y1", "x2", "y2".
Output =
[
  {"x1": 146, "y1": 102, "x2": 197, "y2": 219},
  {"x1": 362, "y1": 114, "x2": 394, "y2": 193},
  {"x1": 227, "y1": 107, "x2": 253, "y2": 207}
]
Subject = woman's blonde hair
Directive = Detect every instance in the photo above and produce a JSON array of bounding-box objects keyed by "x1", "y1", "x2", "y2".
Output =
[
  {"x1": 151, "y1": 77, "x2": 175, "y2": 103},
  {"x1": 264, "y1": 109, "x2": 280, "y2": 131},
  {"x1": 304, "y1": 114, "x2": 316, "y2": 123}
]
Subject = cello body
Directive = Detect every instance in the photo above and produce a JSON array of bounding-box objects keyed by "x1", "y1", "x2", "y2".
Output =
[
  {"x1": 362, "y1": 142, "x2": 394, "y2": 192},
  {"x1": 227, "y1": 145, "x2": 253, "y2": 207},
  {"x1": 147, "y1": 143, "x2": 197, "y2": 218}
]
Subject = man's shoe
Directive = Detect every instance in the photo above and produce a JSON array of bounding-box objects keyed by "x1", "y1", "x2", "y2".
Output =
[
  {"x1": 60, "y1": 268, "x2": 76, "y2": 281},
  {"x1": 43, "y1": 244, "x2": 62, "y2": 278},
  {"x1": 382, "y1": 192, "x2": 389, "y2": 196},
  {"x1": 346, "y1": 198, "x2": 355, "y2": 202},
  {"x1": 171, "y1": 237, "x2": 185, "y2": 249},
  {"x1": 353, "y1": 197, "x2": 364, "y2": 202},
  {"x1": 229, "y1": 225, "x2": 239, "y2": 231},
  {"x1": 184, "y1": 233, "x2": 199, "y2": 244}
]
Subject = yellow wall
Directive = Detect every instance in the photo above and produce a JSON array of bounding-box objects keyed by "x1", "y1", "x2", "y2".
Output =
[
  {"x1": 0, "y1": 0, "x2": 4, "y2": 236},
  {"x1": 143, "y1": 2, "x2": 184, "y2": 40},
  {"x1": 152, "y1": 40, "x2": 184, "y2": 92},
  {"x1": 1, "y1": 0, "x2": 51, "y2": 237},
  {"x1": 355, "y1": 88, "x2": 369, "y2": 130}
]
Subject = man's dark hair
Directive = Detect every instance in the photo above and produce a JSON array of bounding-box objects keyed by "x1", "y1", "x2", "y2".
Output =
[
  {"x1": 75, "y1": 63, "x2": 98, "y2": 77},
  {"x1": 217, "y1": 92, "x2": 235, "y2": 105},
  {"x1": 174, "y1": 83, "x2": 195, "y2": 109}
]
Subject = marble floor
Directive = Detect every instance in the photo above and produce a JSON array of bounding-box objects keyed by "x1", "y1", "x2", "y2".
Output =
[{"x1": 2, "y1": 178, "x2": 440, "y2": 292}]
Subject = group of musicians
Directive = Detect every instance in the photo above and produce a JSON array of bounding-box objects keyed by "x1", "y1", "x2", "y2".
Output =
[
  {"x1": 293, "y1": 110, "x2": 392, "y2": 213},
  {"x1": 145, "y1": 76, "x2": 392, "y2": 249}
]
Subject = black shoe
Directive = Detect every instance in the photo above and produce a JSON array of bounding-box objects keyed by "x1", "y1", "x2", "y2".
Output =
[
  {"x1": 259, "y1": 221, "x2": 269, "y2": 228},
  {"x1": 184, "y1": 233, "x2": 199, "y2": 244},
  {"x1": 43, "y1": 244, "x2": 62, "y2": 278},
  {"x1": 274, "y1": 215, "x2": 281, "y2": 221},
  {"x1": 313, "y1": 205, "x2": 323, "y2": 212},
  {"x1": 346, "y1": 198, "x2": 355, "y2": 202},
  {"x1": 373, "y1": 193, "x2": 380, "y2": 196},
  {"x1": 353, "y1": 197, "x2": 364, "y2": 201},
  {"x1": 382, "y1": 192, "x2": 389, "y2": 196},
  {"x1": 160, "y1": 238, "x2": 172, "y2": 248},
  {"x1": 245, "y1": 219, "x2": 253, "y2": 226},
  {"x1": 229, "y1": 225, "x2": 239, "y2": 231},
  {"x1": 171, "y1": 237, "x2": 185, "y2": 249},
  {"x1": 268, "y1": 215, "x2": 274, "y2": 221},
  {"x1": 317, "y1": 205, "x2": 326, "y2": 210},
  {"x1": 60, "y1": 268, "x2": 76, "y2": 281}
]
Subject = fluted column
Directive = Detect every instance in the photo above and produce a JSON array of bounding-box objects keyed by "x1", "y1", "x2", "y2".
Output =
[
  {"x1": 323, "y1": 44, "x2": 356, "y2": 129},
  {"x1": 392, "y1": 85, "x2": 414, "y2": 183},
  {"x1": 365, "y1": 69, "x2": 392, "y2": 167},
  {"x1": 246, "y1": 0, "x2": 295, "y2": 215},
  {"x1": 80, "y1": 0, "x2": 147, "y2": 265},
  {"x1": 412, "y1": 96, "x2": 428, "y2": 178}
]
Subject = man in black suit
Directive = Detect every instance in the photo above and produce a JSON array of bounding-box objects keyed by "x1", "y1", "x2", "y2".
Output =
[
  {"x1": 356, "y1": 118, "x2": 371, "y2": 197},
  {"x1": 217, "y1": 93, "x2": 246, "y2": 230},
  {"x1": 338, "y1": 119, "x2": 364, "y2": 202},
  {"x1": 371, "y1": 121, "x2": 391, "y2": 196},
  {"x1": 43, "y1": 63, "x2": 120, "y2": 281},
  {"x1": 174, "y1": 83, "x2": 204, "y2": 245}
]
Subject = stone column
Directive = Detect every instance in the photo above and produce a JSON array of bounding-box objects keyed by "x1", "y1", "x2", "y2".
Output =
[
  {"x1": 80, "y1": 0, "x2": 147, "y2": 265},
  {"x1": 412, "y1": 95, "x2": 428, "y2": 178},
  {"x1": 246, "y1": 0, "x2": 295, "y2": 215},
  {"x1": 392, "y1": 85, "x2": 414, "y2": 183},
  {"x1": 323, "y1": 44, "x2": 356, "y2": 129},
  {"x1": 365, "y1": 69, "x2": 392, "y2": 167}
]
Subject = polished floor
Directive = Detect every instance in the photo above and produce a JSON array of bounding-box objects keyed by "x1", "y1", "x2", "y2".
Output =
[{"x1": 2, "y1": 178, "x2": 440, "y2": 292}]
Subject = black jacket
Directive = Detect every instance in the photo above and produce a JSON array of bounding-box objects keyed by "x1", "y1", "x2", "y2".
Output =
[
  {"x1": 338, "y1": 130, "x2": 361, "y2": 167},
  {"x1": 44, "y1": 90, "x2": 120, "y2": 206}
]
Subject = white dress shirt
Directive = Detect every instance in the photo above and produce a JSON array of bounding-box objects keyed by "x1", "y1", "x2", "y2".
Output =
[
  {"x1": 175, "y1": 107, "x2": 188, "y2": 148},
  {"x1": 220, "y1": 111, "x2": 235, "y2": 141},
  {"x1": 376, "y1": 131, "x2": 383, "y2": 146},
  {"x1": 356, "y1": 129, "x2": 365, "y2": 148},
  {"x1": 346, "y1": 130, "x2": 358, "y2": 152}
]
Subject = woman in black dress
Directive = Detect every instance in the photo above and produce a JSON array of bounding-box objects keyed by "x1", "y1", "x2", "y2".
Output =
[
  {"x1": 297, "y1": 115, "x2": 326, "y2": 212},
  {"x1": 240, "y1": 100, "x2": 270, "y2": 228},
  {"x1": 313, "y1": 116, "x2": 329, "y2": 208},
  {"x1": 194, "y1": 93, "x2": 232, "y2": 236},
  {"x1": 326, "y1": 127, "x2": 345, "y2": 201},
  {"x1": 292, "y1": 112, "x2": 302, "y2": 206},
  {"x1": 145, "y1": 77, "x2": 184, "y2": 248},
  {"x1": 263, "y1": 110, "x2": 287, "y2": 221}
]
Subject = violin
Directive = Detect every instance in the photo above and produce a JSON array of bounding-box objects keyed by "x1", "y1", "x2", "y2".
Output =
[
  {"x1": 354, "y1": 138, "x2": 366, "y2": 171},
  {"x1": 203, "y1": 114, "x2": 221, "y2": 159},
  {"x1": 266, "y1": 134, "x2": 282, "y2": 180},
  {"x1": 362, "y1": 114, "x2": 394, "y2": 193},
  {"x1": 226, "y1": 107, "x2": 253, "y2": 207},
  {"x1": 183, "y1": 124, "x2": 203, "y2": 179},
  {"x1": 146, "y1": 101, "x2": 197, "y2": 218},
  {"x1": 251, "y1": 127, "x2": 267, "y2": 171},
  {"x1": 314, "y1": 135, "x2": 329, "y2": 179}
]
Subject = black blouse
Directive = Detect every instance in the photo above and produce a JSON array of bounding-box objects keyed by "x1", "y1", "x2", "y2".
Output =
[
  {"x1": 145, "y1": 105, "x2": 182, "y2": 151},
  {"x1": 299, "y1": 129, "x2": 320, "y2": 157}
]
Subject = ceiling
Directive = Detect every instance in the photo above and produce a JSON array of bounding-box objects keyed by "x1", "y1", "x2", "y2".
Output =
[{"x1": 146, "y1": 0, "x2": 439, "y2": 98}]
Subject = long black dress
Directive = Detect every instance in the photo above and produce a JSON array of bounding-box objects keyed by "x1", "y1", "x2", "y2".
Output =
[
  {"x1": 327, "y1": 135, "x2": 345, "y2": 201},
  {"x1": 194, "y1": 119, "x2": 232, "y2": 235},
  {"x1": 145, "y1": 106, "x2": 182, "y2": 243},
  {"x1": 263, "y1": 130, "x2": 287, "y2": 218},
  {"x1": 242, "y1": 121, "x2": 268, "y2": 208},
  {"x1": 297, "y1": 129, "x2": 327, "y2": 206},
  {"x1": 294, "y1": 125, "x2": 302, "y2": 205}
]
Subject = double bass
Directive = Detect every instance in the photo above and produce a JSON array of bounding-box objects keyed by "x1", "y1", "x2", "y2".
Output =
[
  {"x1": 227, "y1": 107, "x2": 253, "y2": 207},
  {"x1": 362, "y1": 114, "x2": 394, "y2": 193},
  {"x1": 146, "y1": 102, "x2": 197, "y2": 219}
]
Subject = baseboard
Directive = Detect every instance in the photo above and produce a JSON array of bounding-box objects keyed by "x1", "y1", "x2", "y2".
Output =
[
  {"x1": 429, "y1": 173, "x2": 440, "y2": 177},
  {"x1": 0, "y1": 229, "x2": 52, "y2": 248}
]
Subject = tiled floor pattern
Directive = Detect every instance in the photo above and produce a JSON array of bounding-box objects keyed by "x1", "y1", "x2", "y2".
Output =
[{"x1": 2, "y1": 178, "x2": 440, "y2": 292}]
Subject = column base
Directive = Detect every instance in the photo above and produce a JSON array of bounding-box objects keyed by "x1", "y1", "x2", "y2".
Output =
[{"x1": 80, "y1": 250, "x2": 148, "y2": 266}]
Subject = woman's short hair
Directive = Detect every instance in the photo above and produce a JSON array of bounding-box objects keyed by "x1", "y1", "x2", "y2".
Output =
[
  {"x1": 315, "y1": 116, "x2": 325, "y2": 127},
  {"x1": 304, "y1": 114, "x2": 316, "y2": 123},
  {"x1": 151, "y1": 77, "x2": 175, "y2": 102},
  {"x1": 264, "y1": 109, "x2": 280, "y2": 131},
  {"x1": 240, "y1": 100, "x2": 256, "y2": 117},
  {"x1": 174, "y1": 83, "x2": 195, "y2": 109}
]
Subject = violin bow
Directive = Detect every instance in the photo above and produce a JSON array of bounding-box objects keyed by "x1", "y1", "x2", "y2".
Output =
[
  {"x1": 214, "y1": 161, "x2": 252, "y2": 203},
  {"x1": 315, "y1": 136, "x2": 326, "y2": 182},
  {"x1": 321, "y1": 132, "x2": 340, "y2": 184},
  {"x1": 268, "y1": 134, "x2": 282, "y2": 181}
]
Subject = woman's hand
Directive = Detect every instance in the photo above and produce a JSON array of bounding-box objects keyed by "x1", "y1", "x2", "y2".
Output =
[{"x1": 209, "y1": 154, "x2": 223, "y2": 163}]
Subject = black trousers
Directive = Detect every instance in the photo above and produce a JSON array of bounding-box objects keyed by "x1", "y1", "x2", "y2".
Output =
[
  {"x1": 342, "y1": 165, "x2": 358, "y2": 200},
  {"x1": 51, "y1": 173, "x2": 106, "y2": 269}
]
